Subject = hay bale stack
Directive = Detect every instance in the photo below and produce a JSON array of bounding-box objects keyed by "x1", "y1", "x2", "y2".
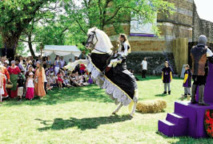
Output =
[{"x1": 136, "y1": 99, "x2": 167, "y2": 113}]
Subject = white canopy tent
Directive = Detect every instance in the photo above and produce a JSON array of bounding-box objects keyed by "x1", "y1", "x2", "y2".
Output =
[{"x1": 43, "y1": 45, "x2": 81, "y2": 62}]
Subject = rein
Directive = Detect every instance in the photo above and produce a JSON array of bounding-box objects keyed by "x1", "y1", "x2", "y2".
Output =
[{"x1": 92, "y1": 31, "x2": 109, "y2": 54}]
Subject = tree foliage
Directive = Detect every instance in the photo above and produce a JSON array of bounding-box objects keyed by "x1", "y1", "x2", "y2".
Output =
[
  {"x1": 0, "y1": 0, "x2": 174, "y2": 56},
  {"x1": 64, "y1": 0, "x2": 174, "y2": 31},
  {"x1": 0, "y1": 0, "x2": 57, "y2": 56}
]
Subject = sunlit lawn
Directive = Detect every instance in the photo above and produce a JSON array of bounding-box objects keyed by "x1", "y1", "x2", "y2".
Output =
[{"x1": 0, "y1": 76, "x2": 212, "y2": 144}]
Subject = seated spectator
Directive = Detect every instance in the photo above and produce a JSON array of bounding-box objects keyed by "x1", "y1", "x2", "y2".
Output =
[
  {"x1": 80, "y1": 64, "x2": 86, "y2": 75},
  {"x1": 70, "y1": 73, "x2": 82, "y2": 87},
  {"x1": 63, "y1": 76, "x2": 71, "y2": 87},
  {"x1": 57, "y1": 70, "x2": 64, "y2": 89},
  {"x1": 49, "y1": 73, "x2": 57, "y2": 87},
  {"x1": 46, "y1": 73, "x2": 53, "y2": 91}
]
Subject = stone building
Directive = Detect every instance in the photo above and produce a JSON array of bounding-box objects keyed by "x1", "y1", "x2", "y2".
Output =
[{"x1": 104, "y1": 0, "x2": 213, "y2": 75}]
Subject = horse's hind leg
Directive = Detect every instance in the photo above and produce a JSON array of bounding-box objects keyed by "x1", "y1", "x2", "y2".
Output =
[
  {"x1": 112, "y1": 103, "x2": 123, "y2": 115},
  {"x1": 130, "y1": 102, "x2": 137, "y2": 117}
]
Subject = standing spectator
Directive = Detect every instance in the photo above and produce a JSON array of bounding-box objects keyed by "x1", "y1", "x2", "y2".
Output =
[
  {"x1": 17, "y1": 70, "x2": 25, "y2": 101},
  {"x1": 34, "y1": 61, "x2": 46, "y2": 98},
  {"x1": 43, "y1": 57, "x2": 47, "y2": 69},
  {"x1": 0, "y1": 72, "x2": 4, "y2": 104},
  {"x1": 141, "y1": 57, "x2": 148, "y2": 78},
  {"x1": 68, "y1": 59, "x2": 72, "y2": 65},
  {"x1": 181, "y1": 64, "x2": 192, "y2": 100},
  {"x1": 16, "y1": 59, "x2": 25, "y2": 72},
  {"x1": 79, "y1": 50, "x2": 87, "y2": 59},
  {"x1": 8, "y1": 60, "x2": 21, "y2": 98},
  {"x1": 25, "y1": 65, "x2": 34, "y2": 78},
  {"x1": 25, "y1": 72, "x2": 34, "y2": 100},
  {"x1": 46, "y1": 56, "x2": 52, "y2": 66},
  {"x1": 0, "y1": 62, "x2": 10, "y2": 99},
  {"x1": 60, "y1": 56, "x2": 66, "y2": 68},
  {"x1": 4, "y1": 61, "x2": 9, "y2": 69},
  {"x1": 54, "y1": 56, "x2": 60, "y2": 76},
  {"x1": 162, "y1": 61, "x2": 173, "y2": 95},
  {"x1": 19, "y1": 56, "x2": 24, "y2": 66},
  {"x1": 44, "y1": 72, "x2": 47, "y2": 93}
]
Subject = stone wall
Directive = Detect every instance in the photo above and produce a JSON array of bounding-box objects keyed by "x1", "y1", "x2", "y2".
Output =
[
  {"x1": 192, "y1": 3, "x2": 213, "y2": 43},
  {"x1": 126, "y1": 52, "x2": 176, "y2": 75},
  {"x1": 103, "y1": 0, "x2": 213, "y2": 75}
]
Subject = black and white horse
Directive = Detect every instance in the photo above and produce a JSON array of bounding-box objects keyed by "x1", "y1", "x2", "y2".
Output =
[{"x1": 65, "y1": 27, "x2": 138, "y2": 117}]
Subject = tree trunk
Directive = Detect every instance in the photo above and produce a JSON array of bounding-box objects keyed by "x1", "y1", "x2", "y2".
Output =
[
  {"x1": 28, "y1": 35, "x2": 36, "y2": 58},
  {"x1": 2, "y1": 34, "x2": 20, "y2": 60}
]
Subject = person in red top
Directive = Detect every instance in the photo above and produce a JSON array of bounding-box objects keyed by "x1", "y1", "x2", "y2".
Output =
[
  {"x1": 57, "y1": 70, "x2": 64, "y2": 89},
  {"x1": 8, "y1": 60, "x2": 21, "y2": 98},
  {"x1": 80, "y1": 64, "x2": 86, "y2": 75},
  {"x1": 0, "y1": 62, "x2": 10, "y2": 98}
]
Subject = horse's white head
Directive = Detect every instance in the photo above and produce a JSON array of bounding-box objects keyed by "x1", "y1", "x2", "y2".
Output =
[{"x1": 85, "y1": 27, "x2": 113, "y2": 54}]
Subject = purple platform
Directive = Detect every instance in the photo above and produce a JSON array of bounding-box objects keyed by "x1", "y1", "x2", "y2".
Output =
[{"x1": 158, "y1": 64, "x2": 213, "y2": 138}]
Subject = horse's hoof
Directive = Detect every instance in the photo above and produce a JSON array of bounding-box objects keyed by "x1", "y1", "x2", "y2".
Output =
[
  {"x1": 130, "y1": 113, "x2": 135, "y2": 118},
  {"x1": 112, "y1": 112, "x2": 117, "y2": 115}
]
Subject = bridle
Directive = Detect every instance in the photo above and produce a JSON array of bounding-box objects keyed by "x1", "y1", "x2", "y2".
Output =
[
  {"x1": 86, "y1": 31, "x2": 98, "y2": 49},
  {"x1": 86, "y1": 30, "x2": 108, "y2": 54}
]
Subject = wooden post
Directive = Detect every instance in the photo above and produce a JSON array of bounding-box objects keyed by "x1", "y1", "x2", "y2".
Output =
[{"x1": 172, "y1": 38, "x2": 188, "y2": 76}]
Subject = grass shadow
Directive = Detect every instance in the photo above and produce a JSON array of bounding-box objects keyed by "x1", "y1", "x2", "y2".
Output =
[
  {"x1": 155, "y1": 94, "x2": 168, "y2": 97},
  {"x1": 3, "y1": 85, "x2": 114, "y2": 106},
  {"x1": 135, "y1": 75, "x2": 161, "y2": 82},
  {"x1": 37, "y1": 115, "x2": 132, "y2": 131}
]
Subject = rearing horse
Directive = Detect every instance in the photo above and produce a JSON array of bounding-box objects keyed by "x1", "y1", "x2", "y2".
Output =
[{"x1": 66, "y1": 27, "x2": 138, "y2": 117}]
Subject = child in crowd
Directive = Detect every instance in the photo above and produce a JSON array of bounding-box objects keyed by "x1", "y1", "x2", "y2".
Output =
[
  {"x1": 181, "y1": 64, "x2": 192, "y2": 100},
  {"x1": 57, "y1": 70, "x2": 64, "y2": 89},
  {"x1": 46, "y1": 73, "x2": 53, "y2": 91},
  {"x1": 25, "y1": 65, "x2": 34, "y2": 78},
  {"x1": 80, "y1": 64, "x2": 86, "y2": 75},
  {"x1": 63, "y1": 76, "x2": 71, "y2": 87},
  {"x1": 162, "y1": 61, "x2": 173, "y2": 95},
  {"x1": 70, "y1": 72, "x2": 82, "y2": 87},
  {"x1": 25, "y1": 72, "x2": 34, "y2": 100},
  {"x1": 49, "y1": 65, "x2": 54, "y2": 74},
  {"x1": 88, "y1": 73, "x2": 93, "y2": 84},
  {"x1": 17, "y1": 70, "x2": 25, "y2": 101},
  {"x1": 51, "y1": 74, "x2": 57, "y2": 87}
]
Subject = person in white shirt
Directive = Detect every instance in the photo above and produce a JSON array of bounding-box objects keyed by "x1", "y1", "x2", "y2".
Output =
[{"x1": 141, "y1": 57, "x2": 148, "y2": 78}]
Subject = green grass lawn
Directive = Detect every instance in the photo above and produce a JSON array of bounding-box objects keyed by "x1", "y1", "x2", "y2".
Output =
[{"x1": 0, "y1": 76, "x2": 212, "y2": 144}]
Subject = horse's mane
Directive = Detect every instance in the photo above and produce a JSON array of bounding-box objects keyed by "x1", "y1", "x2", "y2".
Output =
[{"x1": 88, "y1": 27, "x2": 113, "y2": 53}]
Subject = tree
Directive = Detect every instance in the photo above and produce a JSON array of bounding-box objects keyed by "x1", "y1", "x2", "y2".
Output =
[
  {"x1": 64, "y1": 0, "x2": 174, "y2": 32},
  {"x1": 0, "y1": 0, "x2": 57, "y2": 56}
]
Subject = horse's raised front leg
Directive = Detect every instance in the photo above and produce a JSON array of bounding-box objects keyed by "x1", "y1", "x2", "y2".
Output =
[
  {"x1": 64, "y1": 59, "x2": 89, "y2": 72},
  {"x1": 112, "y1": 103, "x2": 123, "y2": 115}
]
